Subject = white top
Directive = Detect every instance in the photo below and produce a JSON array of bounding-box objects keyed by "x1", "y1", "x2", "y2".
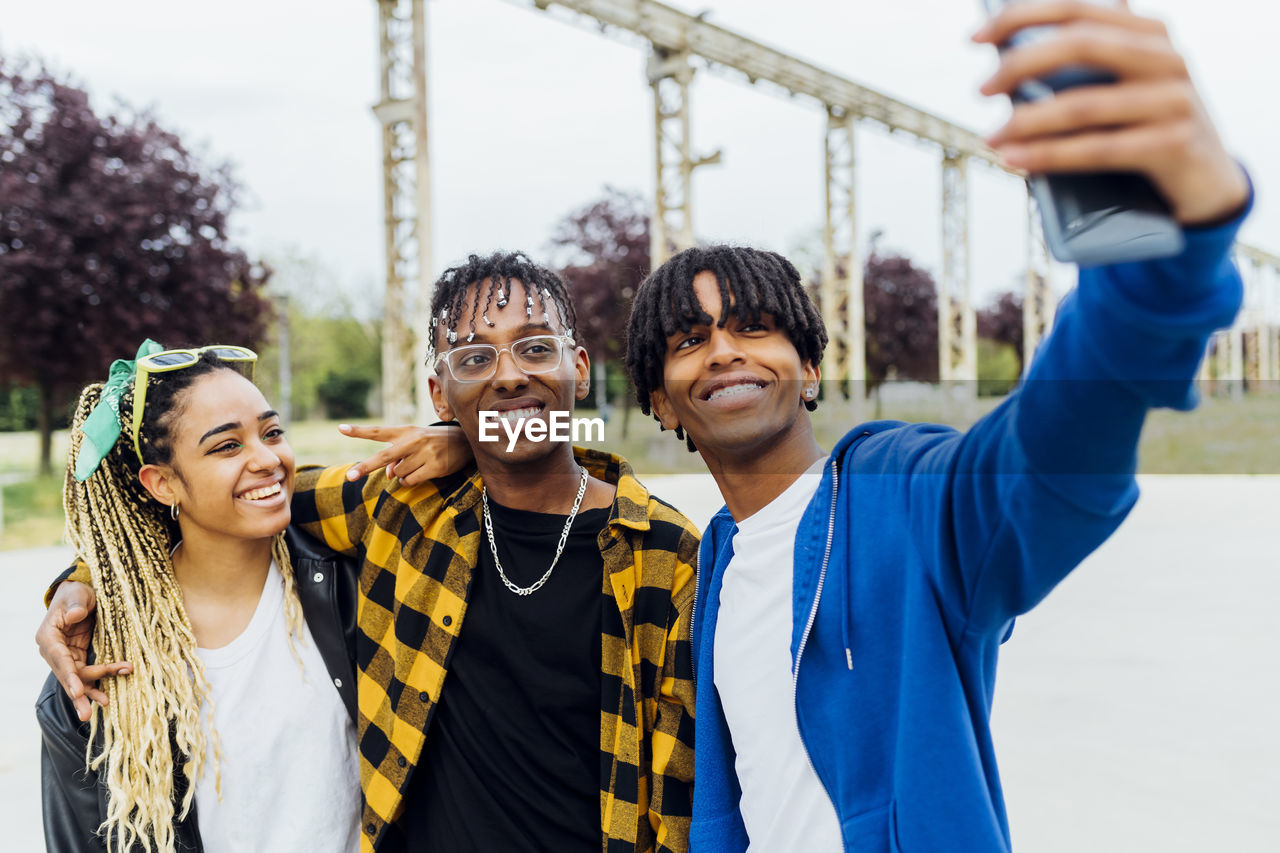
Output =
[
  {"x1": 194, "y1": 561, "x2": 361, "y2": 853},
  {"x1": 713, "y1": 458, "x2": 842, "y2": 852}
]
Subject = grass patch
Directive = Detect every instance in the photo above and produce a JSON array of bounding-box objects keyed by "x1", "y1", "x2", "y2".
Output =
[{"x1": 1, "y1": 474, "x2": 66, "y2": 551}]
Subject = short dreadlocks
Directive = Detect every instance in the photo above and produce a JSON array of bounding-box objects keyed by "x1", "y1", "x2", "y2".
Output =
[
  {"x1": 426, "y1": 250, "x2": 578, "y2": 365},
  {"x1": 624, "y1": 245, "x2": 827, "y2": 451}
]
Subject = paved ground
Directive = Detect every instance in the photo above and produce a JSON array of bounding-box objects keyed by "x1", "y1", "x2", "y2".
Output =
[{"x1": 3, "y1": 475, "x2": 1277, "y2": 851}]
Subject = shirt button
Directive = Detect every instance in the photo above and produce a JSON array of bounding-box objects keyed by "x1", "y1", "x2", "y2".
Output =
[
  {"x1": 442, "y1": 615, "x2": 452, "y2": 627},
  {"x1": 366, "y1": 824, "x2": 376, "y2": 835},
  {"x1": 397, "y1": 756, "x2": 407, "y2": 767},
  {"x1": 313, "y1": 572, "x2": 324, "y2": 583},
  {"x1": 419, "y1": 691, "x2": 429, "y2": 702},
  {"x1": 333, "y1": 678, "x2": 343, "y2": 688}
]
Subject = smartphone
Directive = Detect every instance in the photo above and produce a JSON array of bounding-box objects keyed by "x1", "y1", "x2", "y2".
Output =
[{"x1": 982, "y1": 0, "x2": 1185, "y2": 266}]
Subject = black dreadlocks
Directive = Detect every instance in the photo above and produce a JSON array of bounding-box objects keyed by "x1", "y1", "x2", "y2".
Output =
[
  {"x1": 427, "y1": 251, "x2": 578, "y2": 366},
  {"x1": 624, "y1": 244, "x2": 827, "y2": 451}
]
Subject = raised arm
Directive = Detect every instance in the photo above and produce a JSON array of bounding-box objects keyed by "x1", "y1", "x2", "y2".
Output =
[{"x1": 894, "y1": 3, "x2": 1248, "y2": 635}]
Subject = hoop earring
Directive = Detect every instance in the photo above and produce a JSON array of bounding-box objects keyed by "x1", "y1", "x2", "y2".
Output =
[{"x1": 171, "y1": 502, "x2": 180, "y2": 521}]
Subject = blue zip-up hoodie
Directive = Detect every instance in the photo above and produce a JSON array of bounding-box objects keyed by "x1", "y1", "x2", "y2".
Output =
[{"x1": 690, "y1": 210, "x2": 1248, "y2": 852}]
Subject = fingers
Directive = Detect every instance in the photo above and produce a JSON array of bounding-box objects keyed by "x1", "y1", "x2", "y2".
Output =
[
  {"x1": 342, "y1": 423, "x2": 426, "y2": 481},
  {"x1": 991, "y1": 120, "x2": 1204, "y2": 186},
  {"x1": 987, "y1": 79, "x2": 1193, "y2": 148},
  {"x1": 338, "y1": 423, "x2": 398, "y2": 441},
  {"x1": 348, "y1": 443, "x2": 412, "y2": 482},
  {"x1": 71, "y1": 692, "x2": 92, "y2": 723},
  {"x1": 75, "y1": 662, "x2": 133, "y2": 720},
  {"x1": 981, "y1": 24, "x2": 1185, "y2": 97},
  {"x1": 79, "y1": 661, "x2": 133, "y2": 681},
  {"x1": 391, "y1": 426, "x2": 474, "y2": 486},
  {"x1": 52, "y1": 651, "x2": 85, "y2": 700},
  {"x1": 973, "y1": 1, "x2": 1164, "y2": 46}
]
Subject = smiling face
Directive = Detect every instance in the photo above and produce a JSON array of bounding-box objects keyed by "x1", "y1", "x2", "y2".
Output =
[
  {"x1": 649, "y1": 270, "x2": 820, "y2": 465},
  {"x1": 429, "y1": 276, "x2": 590, "y2": 468},
  {"x1": 138, "y1": 369, "x2": 294, "y2": 545}
]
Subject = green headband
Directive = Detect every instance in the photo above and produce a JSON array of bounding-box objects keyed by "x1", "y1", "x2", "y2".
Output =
[{"x1": 73, "y1": 339, "x2": 165, "y2": 482}]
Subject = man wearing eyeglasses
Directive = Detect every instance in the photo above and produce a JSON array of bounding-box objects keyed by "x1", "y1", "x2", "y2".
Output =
[
  {"x1": 37, "y1": 251, "x2": 697, "y2": 853},
  {"x1": 287, "y1": 250, "x2": 698, "y2": 852}
]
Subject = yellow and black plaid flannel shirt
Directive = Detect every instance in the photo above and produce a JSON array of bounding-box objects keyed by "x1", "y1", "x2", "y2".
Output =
[{"x1": 291, "y1": 446, "x2": 699, "y2": 853}]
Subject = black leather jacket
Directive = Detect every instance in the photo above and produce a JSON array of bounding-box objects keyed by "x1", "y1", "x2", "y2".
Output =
[{"x1": 37, "y1": 527, "x2": 360, "y2": 852}]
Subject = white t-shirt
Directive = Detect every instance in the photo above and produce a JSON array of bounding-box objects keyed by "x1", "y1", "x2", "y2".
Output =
[
  {"x1": 194, "y1": 561, "x2": 361, "y2": 853},
  {"x1": 713, "y1": 457, "x2": 842, "y2": 852}
]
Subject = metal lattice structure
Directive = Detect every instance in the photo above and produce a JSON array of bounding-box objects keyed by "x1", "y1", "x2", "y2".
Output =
[
  {"x1": 374, "y1": 0, "x2": 434, "y2": 423},
  {"x1": 822, "y1": 108, "x2": 864, "y2": 390},
  {"x1": 939, "y1": 153, "x2": 976, "y2": 389},
  {"x1": 375, "y1": 0, "x2": 1280, "y2": 413},
  {"x1": 647, "y1": 49, "x2": 722, "y2": 265},
  {"x1": 1023, "y1": 193, "x2": 1055, "y2": 369}
]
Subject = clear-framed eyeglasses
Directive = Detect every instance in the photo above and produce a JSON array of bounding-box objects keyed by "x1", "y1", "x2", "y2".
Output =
[{"x1": 432, "y1": 333, "x2": 576, "y2": 382}]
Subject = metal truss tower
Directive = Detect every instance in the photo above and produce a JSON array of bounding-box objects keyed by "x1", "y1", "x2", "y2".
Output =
[
  {"x1": 647, "y1": 50, "x2": 721, "y2": 267},
  {"x1": 1023, "y1": 192, "x2": 1055, "y2": 371},
  {"x1": 374, "y1": 0, "x2": 434, "y2": 424},
  {"x1": 939, "y1": 153, "x2": 976, "y2": 390},
  {"x1": 823, "y1": 108, "x2": 865, "y2": 390}
]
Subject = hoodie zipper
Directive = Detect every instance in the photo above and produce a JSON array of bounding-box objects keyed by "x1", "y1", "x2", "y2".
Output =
[
  {"x1": 690, "y1": 548, "x2": 700, "y2": 685},
  {"x1": 791, "y1": 456, "x2": 840, "y2": 786}
]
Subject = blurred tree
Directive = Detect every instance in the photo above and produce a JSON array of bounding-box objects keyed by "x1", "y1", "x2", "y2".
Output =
[
  {"x1": 254, "y1": 250, "x2": 381, "y2": 423},
  {"x1": 0, "y1": 384, "x2": 45, "y2": 431},
  {"x1": 863, "y1": 248, "x2": 939, "y2": 394},
  {"x1": 0, "y1": 60, "x2": 271, "y2": 473},
  {"x1": 549, "y1": 186, "x2": 650, "y2": 365},
  {"x1": 977, "y1": 288, "x2": 1025, "y2": 375},
  {"x1": 316, "y1": 371, "x2": 374, "y2": 420},
  {"x1": 548, "y1": 187, "x2": 650, "y2": 434},
  {"x1": 976, "y1": 338, "x2": 1021, "y2": 397}
]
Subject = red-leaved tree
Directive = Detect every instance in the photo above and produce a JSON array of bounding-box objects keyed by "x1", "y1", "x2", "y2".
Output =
[
  {"x1": 977, "y1": 288, "x2": 1026, "y2": 374},
  {"x1": 548, "y1": 188, "x2": 650, "y2": 424},
  {"x1": 549, "y1": 187, "x2": 650, "y2": 364},
  {"x1": 863, "y1": 249, "x2": 939, "y2": 393},
  {"x1": 0, "y1": 60, "x2": 272, "y2": 473}
]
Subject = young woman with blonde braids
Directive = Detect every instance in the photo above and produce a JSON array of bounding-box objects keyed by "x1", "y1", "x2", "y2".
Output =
[{"x1": 37, "y1": 342, "x2": 429, "y2": 853}]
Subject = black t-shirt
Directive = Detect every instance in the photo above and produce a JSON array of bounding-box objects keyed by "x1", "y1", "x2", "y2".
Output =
[{"x1": 394, "y1": 500, "x2": 609, "y2": 852}]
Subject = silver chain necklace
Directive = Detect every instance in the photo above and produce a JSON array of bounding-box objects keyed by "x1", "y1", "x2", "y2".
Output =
[{"x1": 481, "y1": 466, "x2": 589, "y2": 596}]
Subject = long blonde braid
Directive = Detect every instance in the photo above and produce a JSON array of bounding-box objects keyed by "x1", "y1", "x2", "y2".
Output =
[{"x1": 64, "y1": 369, "x2": 305, "y2": 853}]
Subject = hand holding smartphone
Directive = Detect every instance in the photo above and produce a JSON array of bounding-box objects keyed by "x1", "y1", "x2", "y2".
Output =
[{"x1": 979, "y1": 0, "x2": 1185, "y2": 266}]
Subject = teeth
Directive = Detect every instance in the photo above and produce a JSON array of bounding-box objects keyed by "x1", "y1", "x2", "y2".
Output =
[
  {"x1": 498, "y1": 407, "x2": 541, "y2": 423},
  {"x1": 242, "y1": 483, "x2": 282, "y2": 501},
  {"x1": 708, "y1": 383, "x2": 762, "y2": 402}
]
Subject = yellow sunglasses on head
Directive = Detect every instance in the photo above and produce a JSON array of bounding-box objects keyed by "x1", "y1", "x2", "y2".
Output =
[{"x1": 130, "y1": 345, "x2": 257, "y2": 464}]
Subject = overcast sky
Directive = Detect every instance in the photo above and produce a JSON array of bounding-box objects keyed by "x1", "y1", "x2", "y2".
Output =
[{"x1": 3, "y1": 0, "x2": 1276, "y2": 311}]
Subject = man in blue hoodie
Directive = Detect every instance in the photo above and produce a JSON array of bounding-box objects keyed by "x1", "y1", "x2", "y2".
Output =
[{"x1": 623, "y1": 3, "x2": 1251, "y2": 851}]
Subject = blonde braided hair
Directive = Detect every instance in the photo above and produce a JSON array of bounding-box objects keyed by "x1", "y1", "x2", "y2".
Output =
[{"x1": 63, "y1": 363, "x2": 305, "y2": 853}]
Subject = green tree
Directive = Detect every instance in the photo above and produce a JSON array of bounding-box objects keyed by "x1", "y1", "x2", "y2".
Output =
[{"x1": 254, "y1": 251, "x2": 381, "y2": 422}]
